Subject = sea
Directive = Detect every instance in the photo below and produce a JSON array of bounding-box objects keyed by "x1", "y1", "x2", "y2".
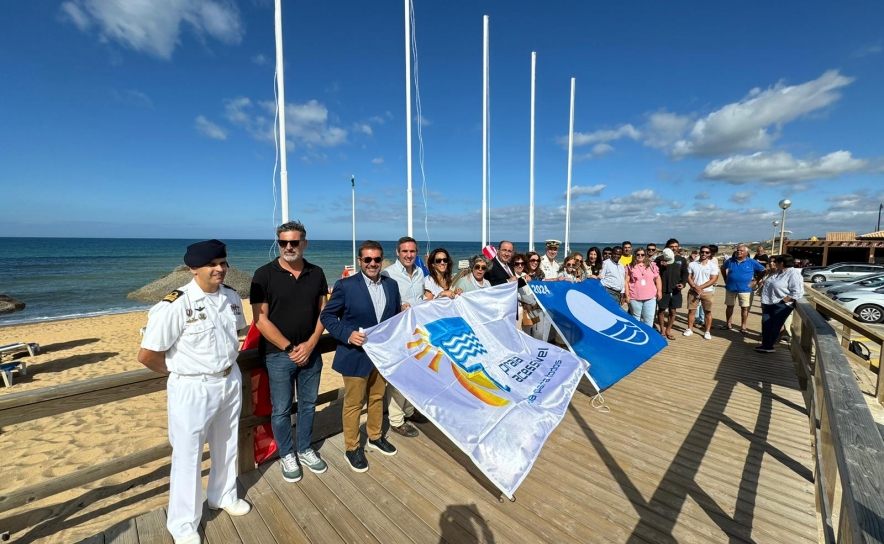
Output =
[{"x1": 1, "y1": 237, "x2": 648, "y2": 326}]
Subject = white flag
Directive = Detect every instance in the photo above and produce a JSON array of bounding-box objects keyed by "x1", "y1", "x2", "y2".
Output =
[{"x1": 363, "y1": 282, "x2": 588, "y2": 498}]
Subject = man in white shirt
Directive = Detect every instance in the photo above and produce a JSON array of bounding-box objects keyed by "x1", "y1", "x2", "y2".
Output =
[
  {"x1": 540, "y1": 240, "x2": 561, "y2": 279},
  {"x1": 380, "y1": 236, "x2": 428, "y2": 437},
  {"x1": 685, "y1": 245, "x2": 719, "y2": 340},
  {"x1": 600, "y1": 246, "x2": 626, "y2": 306}
]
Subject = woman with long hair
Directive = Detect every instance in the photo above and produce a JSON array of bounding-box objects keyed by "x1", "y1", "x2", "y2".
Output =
[
  {"x1": 585, "y1": 246, "x2": 603, "y2": 278},
  {"x1": 557, "y1": 254, "x2": 582, "y2": 283},
  {"x1": 624, "y1": 248, "x2": 662, "y2": 326},
  {"x1": 524, "y1": 251, "x2": 544, "y2": 281},
  {"x1": 424, "y1": 247, "x2": 459, "y2": 300}
]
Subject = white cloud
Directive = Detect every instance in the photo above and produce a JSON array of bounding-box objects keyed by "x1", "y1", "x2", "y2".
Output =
[
  {"x1": 194, "y1": 115, "x2": 227, "y2": 140},
  {"x1": 112, "y1": 89, "x2": 153, "y2": 107},
  {"x1": 702, "y1": 150, "x2": 871, "y2": 185},
  {"x1": 853, "y1": 43, "x2": 882, "y2": 58},
  {"x1": 576, "y1": 143, "x2": 614, "y2": 161},
  {"x1": 251, "y1": 54, "x2": 267, "y2": 65},
  {"x1": 353, "y1": 123, "x2": 373, "y2": 136},
  {"x1": 416, "y1": 114, "x2": 431, "y2": 127},
  {"x1": 643, "y1": 111, "x2": 692, "y2": 150},
  {"x1": 59, "y1": 0, "x2": 243, "y2": 60},
  {"x1": 560, "y1": 124, "x2": 640, "y2": 148},
  {"x1": 368, "y1": 115, "x2": 386, "y2": 125},
  {"x1": 371, "y1": 157, "x2": 384, "y2": 165},
  {"x1": 729, "y1": 191, "x2": 754, "y2": 204},
  {"x1": 564, "y1": 184, "x2": 607, "y2": 199},
  {"x1": 670, "y1": 70, "x2": 854, "y2": 157},
  {"x1": 224, "y1": 97, "x2": 348, "y2": 149},
  {"x1": 695, "y1": 191, "x2": 710, "y2": 200}
]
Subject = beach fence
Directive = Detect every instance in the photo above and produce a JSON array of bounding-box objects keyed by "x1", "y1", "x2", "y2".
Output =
[{"x1": 0, "y1": 336, "x2": 343, "y2": 526}]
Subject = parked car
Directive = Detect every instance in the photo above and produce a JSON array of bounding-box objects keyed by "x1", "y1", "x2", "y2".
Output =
[
  {"x1": 811, "y1": 272, "x2": 884, "y2": 293},
  {"x1": 802, "y1": 263, "x2": 884, "y2": 283},
  {"x1": 831, "y1": 287, "x2": 884, "y2": 323},
  {"x1": 827, "y1": 275, "x2": 884, "y2": 298}
]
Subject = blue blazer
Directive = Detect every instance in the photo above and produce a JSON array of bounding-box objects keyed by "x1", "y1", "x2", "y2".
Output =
[{"x1": 320, "y1": 272, "x2": 402, "y2": 377}]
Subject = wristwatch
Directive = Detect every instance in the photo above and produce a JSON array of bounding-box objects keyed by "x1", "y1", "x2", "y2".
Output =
[{"x1": 283, "y1": 343, "x2": 295, "y2": 353}]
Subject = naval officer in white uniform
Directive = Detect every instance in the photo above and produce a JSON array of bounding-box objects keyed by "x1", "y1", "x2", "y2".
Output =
[
  {"x1": 539, "y1": 239, "x2": 562, "y2": 279},
  {"x1": 138, "y1": 240, "x2": 251, "y2": 544}
]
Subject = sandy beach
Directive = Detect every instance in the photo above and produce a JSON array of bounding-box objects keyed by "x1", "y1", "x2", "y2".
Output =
[{"x1": 0, "y1": 305, "x2": 343, "y2": 544}]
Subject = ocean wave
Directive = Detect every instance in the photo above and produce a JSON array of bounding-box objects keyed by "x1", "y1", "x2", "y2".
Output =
[{"x1": 0, "y1": 306, "x2": 152, "y2": 327}]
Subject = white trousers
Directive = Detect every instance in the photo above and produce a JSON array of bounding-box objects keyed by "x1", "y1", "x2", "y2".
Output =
[
  {"x1": 166, "y1": 368, "x2": 242, "y2": 539},
  {"x1": 387, "y1": 385, "x2": 414, "y2": 427}
]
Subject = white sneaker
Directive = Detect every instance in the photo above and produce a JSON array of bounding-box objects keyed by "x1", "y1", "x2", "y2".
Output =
[
  {"x1": 209, "y1": 498, "x2": 251, "y2": 517},
  {"x1": 683, "y1": 329, "x2": 693, "y2": 337},
  {"x1": 174, "y1": 533, "x2": 201, "y2": 544},
  {"x1": 703, "y1": 332, "x2": 712, "y2": 340}
]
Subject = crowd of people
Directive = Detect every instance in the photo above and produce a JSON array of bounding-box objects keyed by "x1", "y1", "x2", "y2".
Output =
[{"x1": 136, "y1": 222, "x2": 804, "y2": 544}]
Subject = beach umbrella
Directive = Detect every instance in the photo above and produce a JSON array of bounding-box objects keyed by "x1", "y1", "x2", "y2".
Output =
[
  {"x1": 127, "y1": 266, "x2": 253, "y2": 302},
  {"x1": 0, "y1": 294, "x2": 26, "y2": 315}
]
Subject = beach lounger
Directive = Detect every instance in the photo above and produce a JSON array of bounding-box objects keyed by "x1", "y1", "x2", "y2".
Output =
[{"x1": 0, "y1": 342, "x2": 38, "y2": 387}]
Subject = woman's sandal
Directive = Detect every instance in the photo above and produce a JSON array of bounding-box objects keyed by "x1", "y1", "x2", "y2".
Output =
[{"x1": 665, "y1": 333, "x2": 677, "y2": 340}]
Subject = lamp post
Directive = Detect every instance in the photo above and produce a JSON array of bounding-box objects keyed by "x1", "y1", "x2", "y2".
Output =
[
  {"x1": 771, "y1": 220, "x2": 779, "y2": 254},
  {"x1": 778, "y1": 199, "x2": 792, "y2": 255}
]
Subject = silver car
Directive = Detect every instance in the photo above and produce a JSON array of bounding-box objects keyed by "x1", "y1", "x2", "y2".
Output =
[
  {"x1": 827, "y1": 275, "x2": 884, "y2": 298},
  {"x1": 812, "y1": 272, "x2": 884, "y2": 294},
  {"x1": 804, "y1": 263, "x2": 884, "y2": 283},
  {"x1": 831, "y1": 287, "x2": 884, "y2": 324}
]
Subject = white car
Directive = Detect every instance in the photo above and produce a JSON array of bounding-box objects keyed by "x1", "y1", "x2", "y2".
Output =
[
  {"x1": 811, "y1": 272, "x2": 884, "y2": 293},
  {"x1": 831, "y1": 287, "x2": 884, "y2": 324}
]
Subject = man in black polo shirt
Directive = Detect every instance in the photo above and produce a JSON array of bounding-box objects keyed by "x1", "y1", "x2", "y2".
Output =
[{"x1": 250, "y1": 221, "x2": 329, "y2": 483}]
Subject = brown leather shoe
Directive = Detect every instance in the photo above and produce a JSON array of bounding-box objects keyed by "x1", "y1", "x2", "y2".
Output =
[
  {"x1": 406, "y1": 412, "x2": 429, "y2": 424},
  {"x1": 389, "y1": 423, "x2": 419, "y2": 437}
]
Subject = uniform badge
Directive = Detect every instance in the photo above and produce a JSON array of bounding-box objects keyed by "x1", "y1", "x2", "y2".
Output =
[
  {"x1": 195, "y1": 306, "x2": 205, "y2": 312},
  {"x1": 186, "y1": 317, "x2": 198, "y2": 323},
  {"x1": 186, "y1": 308, "x2": 193, "y2": 317},
  {"x1": 199, "y1": 313, "x2": 207, "y2": 320},
  {"x1": 230, "y1": 304, "x2": 241, "y2": 315},
  {"x1": 162, "y1": 290, "x2": 184, "y2": 303}
]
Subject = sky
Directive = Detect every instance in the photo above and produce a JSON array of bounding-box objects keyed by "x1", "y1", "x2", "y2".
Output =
[{"x1": 2, "y1": 0, "x2": 884, "y2": 244}]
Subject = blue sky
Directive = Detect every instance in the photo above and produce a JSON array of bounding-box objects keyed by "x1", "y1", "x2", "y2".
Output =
[{"x1": 2, "y1": 0, "x2": 884, "y2": 244}]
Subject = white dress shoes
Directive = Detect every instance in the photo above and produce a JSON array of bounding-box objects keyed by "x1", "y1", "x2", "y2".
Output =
[
  {"x1": 173, "y1": 533, "x2": 201, "y2": 544},
  {"x1": 208, "y1": 498, "x2": 251, "y2": 517}
]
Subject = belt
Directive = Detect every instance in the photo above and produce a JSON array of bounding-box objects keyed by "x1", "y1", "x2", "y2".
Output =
[{"x1": 174, "y1": 366, "x2": 233, "y2": 379}]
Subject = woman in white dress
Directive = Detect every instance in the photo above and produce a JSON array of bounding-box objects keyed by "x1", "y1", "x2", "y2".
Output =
[{"x1": 424, "y1": 247, "x2": 460, "y2": 300}]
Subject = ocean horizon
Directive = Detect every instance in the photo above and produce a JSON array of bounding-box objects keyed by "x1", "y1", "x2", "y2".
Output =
[{"x1": 0, "y1": 237, "x2": 723, "y2": 326}]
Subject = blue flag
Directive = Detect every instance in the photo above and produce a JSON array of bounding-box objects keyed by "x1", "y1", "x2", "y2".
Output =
[
  {"x1": 414, "y1": 254, "x2": 430, "y2": 277},
  {"x1": 529, "y1": 280, "x2": 667, "y2": 391}
]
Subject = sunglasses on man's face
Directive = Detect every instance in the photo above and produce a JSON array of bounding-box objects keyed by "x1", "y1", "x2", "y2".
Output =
[
  {"x1": 700, "y1": 251, "x2": 711, "y2": 254},
  {"x1": 361, "y1": 257, "x2": 383, "y2": 264},
  {"x1": 278, "y1": 239, "x2": 304, "y2": 247},
  {"x1": 434, "y1": 258, "x2": 450, "y2": 264}
]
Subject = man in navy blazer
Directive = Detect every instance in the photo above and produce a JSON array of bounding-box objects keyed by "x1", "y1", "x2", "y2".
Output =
[{"x1": 320, "y1": 240, "x2": 402, "y2": 472}]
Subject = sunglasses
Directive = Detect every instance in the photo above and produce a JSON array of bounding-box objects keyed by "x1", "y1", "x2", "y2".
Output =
[
  {"x1": 361, "y1": 257, "x2": 383, "y2": 264},
  {"x1": 529, "y1": 258, "x2": 539, "y2": 263},
  {"x1": 277, "y1": 239, "x2": 304, "y2": 247},
  {"x1": 474, "y1": 265, "x2": 487, "y2": 270},
  {"x1": 565, "y1": 264, "x2": 575, "y2": 268},
  {"x1": 700, "y1": 251, "x2": 711, "y2": 254},
  {"x1": 635, "y1": 253, "x2": 645, "y2": 257},
  {"x1": 647, "y1": 249, "x2": 656, "y2": 252},
  {"x1": 433, "y1": 258, "x2": 450, "y2": 264},
  {"x1": 514, "y1": 261, "x2": 525, "y2": 266}
]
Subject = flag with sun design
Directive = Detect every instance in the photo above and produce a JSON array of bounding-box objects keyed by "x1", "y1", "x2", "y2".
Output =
[{"x1": 362, "y1": 282, "x2": 588, "y2": 498}]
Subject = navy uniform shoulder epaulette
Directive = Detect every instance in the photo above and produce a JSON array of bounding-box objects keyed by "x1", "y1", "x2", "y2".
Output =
[
  {"x1": 222, "y1": 283, "x2": 236, "y2": 291},
  {"x1": 162, "y1": 290, "x2": 185, "y2": 303}
]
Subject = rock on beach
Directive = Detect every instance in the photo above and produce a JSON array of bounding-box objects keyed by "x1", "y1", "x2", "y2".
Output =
[{"x1": 127, "y1": 265, "x2": 253, "y2": 302}]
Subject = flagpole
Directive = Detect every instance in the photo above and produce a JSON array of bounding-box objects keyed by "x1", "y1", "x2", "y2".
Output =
[
  {"x1": 351, "y1": 176, "x2": 356, "y2": 271},
  {"x1": 274, "y1": 0, "x2": 289, "y2": 223},
  {"x1": 529, "y1": 52, "x2": 536, "y2": 253},
  {"x1": 564, "y1": 78, "x2": 575, "y2": 255},
  {"x1": 405, "y1": 0, "x2": 413, "y2": 237},
  {"x1": 482, "y1": 15, "x2": 489, "y2": 249}
]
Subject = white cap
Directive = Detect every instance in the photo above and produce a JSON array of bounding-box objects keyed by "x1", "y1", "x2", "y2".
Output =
[{"x1": 661, "y1": 248, "x2": 676, "y2": 264}]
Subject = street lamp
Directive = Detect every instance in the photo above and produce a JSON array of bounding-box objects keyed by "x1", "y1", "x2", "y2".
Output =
[
  {"x1": 771, "y1": 220, "x2": 780, "y2": 254},
  {"x1": 778, "y1": 199, "x2": 792, "y2": 255}
]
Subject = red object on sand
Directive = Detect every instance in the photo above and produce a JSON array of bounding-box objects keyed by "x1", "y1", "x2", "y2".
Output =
[{"x1": 241, "y1": 322, "x2": 278, "y2": 463}]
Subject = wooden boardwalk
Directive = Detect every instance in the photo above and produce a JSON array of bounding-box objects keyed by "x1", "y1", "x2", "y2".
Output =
[{"x1": 82, "y1": 291, "x2": 817, "y2": 543}]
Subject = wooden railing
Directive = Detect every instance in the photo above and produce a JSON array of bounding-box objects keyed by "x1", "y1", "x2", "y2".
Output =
[
  {"x1": 0, "y1": 335, "x2": 341, "y2": 517},
  {"x1": 790, "y1": 298, "x2": 884, "y2": 543},
  {"x1": 805, "y1": 286, "x2": 884, "y2": 405}
]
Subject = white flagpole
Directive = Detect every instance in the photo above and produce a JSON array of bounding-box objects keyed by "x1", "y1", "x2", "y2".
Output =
[
  {"x1": 529, "y1": 52, "x2": 536, "y2": 253},
  {"x1": 405, "y1": 0, "x2": 413, "y2": 237},
  {"x1": 482, "y1": 15, "x2": 489, "y2": 249},
  {"x1": 274, "y1": 0, "x2": 289, "y2": 223},
  {"x1": 351, "y1": 176, "x2": 356, "y2": 271},
  {"x1": 564, "y1": 78, "x2": 575, "y2": 255}
]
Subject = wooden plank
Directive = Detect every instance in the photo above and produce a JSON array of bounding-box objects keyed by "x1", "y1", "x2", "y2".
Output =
[
  {"x1": 0, "y1": 443, "x2": 171, "y2": 515},
  {"x1": 104, "y1": 517, "x2": 139, "y2": 544},
  {"x1": 322, "y1": 435, "x2": 452, "y2": 542},
  {"x1": 228, "y1": 480, "x2": 279, "y2": 544},
  {"x1": 257, "y1": 462, "x2": 346, "y2": 544},
  {"x1": 134, "y1": 508, "x2": 173, "y2": 544},
  {"x1": 200, "y1": 502, "x2": 243, "y2": 544},
  {"x1": 237, "y1": 367, "x2": 256, "y2": 476},
  {"x1": 237, "y1": 464, "x2": 310, "y2": 544}
]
